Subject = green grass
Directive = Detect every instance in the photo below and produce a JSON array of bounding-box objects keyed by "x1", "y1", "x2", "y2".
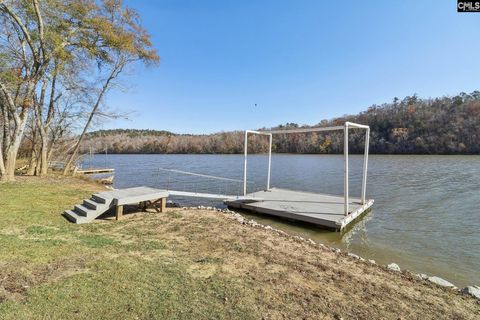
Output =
[
  {"x1": 0, "y1": 258, "x2": 257, "y2": 319},
  {"x1": 0, "y1": 177, "x2": 261, "y2": 319}
]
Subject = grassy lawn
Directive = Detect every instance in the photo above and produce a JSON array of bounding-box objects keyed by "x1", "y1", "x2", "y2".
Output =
[
  {"x1": 0, "y1": 176, "x2": 478, "y2": 319},
  {"x1": 0, "y1": 177, "x2": 257, "y2": 319}
]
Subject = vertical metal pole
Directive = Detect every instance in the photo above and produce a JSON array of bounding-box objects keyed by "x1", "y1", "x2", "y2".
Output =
[
  {"x1": 361, "y1": 128, "x2": 370, "y2": 204},
  {"x1": 243, "y1": 131, "x2": 248, "y2": 196},
  {"x1": 89, "y1": 145, "x2": 93, "y2": 168},
  {"x1": 267, "y1": 134, "x2": 272, "y2": 190},
  {"x1": 344, "y1": 124, "x2": 349, "y2": 216}
]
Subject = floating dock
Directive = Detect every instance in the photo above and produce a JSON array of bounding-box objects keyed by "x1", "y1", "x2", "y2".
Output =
[
  {"x1": 229, "y1": 122, "x2": 373, "y2": 231},
  {"x1": 226, "y1": 188, "x2": 374, "y2": 231},
  {"x1": 65, "y1": 186, "x2": 372, "y2": 230},
  {"x1": 75, "y1": 168, "x2": 115, "y2": 175}
]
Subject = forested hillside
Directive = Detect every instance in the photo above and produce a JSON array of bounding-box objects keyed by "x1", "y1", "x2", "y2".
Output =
[
  {"x1": 84, "y1": 92, "x2": 480, "y2": 154},
  {"x1": 87, "y1": 129, "x2": 175, "y2": 138}
]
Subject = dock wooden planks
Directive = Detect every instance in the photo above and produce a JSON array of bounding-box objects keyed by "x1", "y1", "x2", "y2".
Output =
[
  {"x1": 225, "y1": 188, "x2": 374, "y2": 231},
  {"x1": 76, "y1": 168, "x2": 115, "y2": 174}
]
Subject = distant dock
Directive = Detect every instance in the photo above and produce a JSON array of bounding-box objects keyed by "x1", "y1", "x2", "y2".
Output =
[{"x1": 75, "y1": 168, "x2": 115, "y2": 175}]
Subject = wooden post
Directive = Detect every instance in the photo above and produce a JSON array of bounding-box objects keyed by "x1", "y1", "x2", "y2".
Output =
[
  {"x1": 160, "y1": 197, "x2": 166, "y2": 213},
  {"x1": 116, "y1": 205, "x2": 123, "y2": 220}
]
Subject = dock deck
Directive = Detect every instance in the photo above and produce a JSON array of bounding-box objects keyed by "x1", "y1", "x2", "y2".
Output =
[
  {"x1": 76, "y1": 168, "x2": 115, "y2": 174},
  {"x1": 65, "y1": 185, "x2": 373, "y2": 229},
  {"x1": 225, "y1": 188, "x2": 374, "y2": 231}
]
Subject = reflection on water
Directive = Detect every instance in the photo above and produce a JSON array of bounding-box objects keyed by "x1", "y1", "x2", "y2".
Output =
[{"x1": 84, "y1": 154, "x2": 480, "y2": 287}]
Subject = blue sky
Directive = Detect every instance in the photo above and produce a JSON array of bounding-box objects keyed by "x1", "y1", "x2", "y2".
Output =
[{"x1": 104, "y1": 0, "x2": 480, "y2": 134}]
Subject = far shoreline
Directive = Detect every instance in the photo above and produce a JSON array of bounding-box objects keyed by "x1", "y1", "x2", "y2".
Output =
[{"x1": 84, "y1": 152, "x2": 480, "y2": 156}]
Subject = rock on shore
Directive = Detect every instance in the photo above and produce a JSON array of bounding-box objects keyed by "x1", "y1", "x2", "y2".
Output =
[
  {"x1": 427, "y1": 276, "x2": 456, "y2": 289},
  {"x1": 387, "y1": 263, "x2": 401, "y2": 272},
  {"x1": 461, "y1": 286, "x2": 480, "y2": 299}
]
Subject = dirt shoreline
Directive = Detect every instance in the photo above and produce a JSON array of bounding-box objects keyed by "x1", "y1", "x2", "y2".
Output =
[{"x1": 167, "y1": 206, "x2": 480, "y2": 319}]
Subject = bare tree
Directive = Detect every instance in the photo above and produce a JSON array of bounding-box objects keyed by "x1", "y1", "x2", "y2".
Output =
[
  {"x1": 0, "y1": 1, "x2": 48, "y2": 181},
  {"x1": 0, "y1": 0, "x2": 158, "y2": 180}
]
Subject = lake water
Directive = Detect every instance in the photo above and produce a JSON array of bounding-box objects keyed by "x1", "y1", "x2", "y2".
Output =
[{"x1": 84, "y1": 154, "x2": 480, "y2": 287}]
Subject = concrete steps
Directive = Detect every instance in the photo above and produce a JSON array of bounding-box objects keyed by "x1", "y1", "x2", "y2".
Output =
[
  {"x1": 64, "y1": 210, "x2": 91, "y2": 224},
  {"x1": 64, "y1": 187, "x2": 169, "y2": 224},
  {"x1": 64, "y1": 194, "x2": 113, "y2": 224},
  {"x1": 83, "y1": 199, "x2": 100, "y2": 209}
]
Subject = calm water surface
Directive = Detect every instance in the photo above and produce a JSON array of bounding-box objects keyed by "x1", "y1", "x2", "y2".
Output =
[{"x1": 85, "y1": 154, "x2": 480, "y2": 287}]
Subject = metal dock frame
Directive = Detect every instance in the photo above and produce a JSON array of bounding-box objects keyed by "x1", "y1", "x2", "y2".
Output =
[
  {"x1": 243, "y1": 122, "x2": 371, "y2": 216},
  {"x1": 243, "y1": 130, "x2": 273, "y2": 196}
]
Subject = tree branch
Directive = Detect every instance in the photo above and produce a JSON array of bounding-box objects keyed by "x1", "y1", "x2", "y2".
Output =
[
  {"x1": 0, "y1": 79, "x2": 19, "y2": 127},
  {"x1": 0, "y1": 3, "x2": 39, "y2": 65},
  {"x1": 32, "y1": 0, "x2": 46, "y2": 61},
  {"x1": 46, "y1": 72, "x2": 60, "y2": 126}
]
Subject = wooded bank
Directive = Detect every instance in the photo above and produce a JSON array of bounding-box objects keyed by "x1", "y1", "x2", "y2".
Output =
[{"x1": 81, "y1": 92, "x2": 480, "y2": 155}]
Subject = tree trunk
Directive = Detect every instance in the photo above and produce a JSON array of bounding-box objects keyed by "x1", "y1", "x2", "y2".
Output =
[
  {"x1": 38, "y1": 136, "x2": 48, "y2": 176},
  {"x1": 62, "y1": 118, "x2": 91, "y2": 175},
  {"x1": 1, "y1": 112, "x2": 29, "y2": 182},
  {"x1": 0, "y1": 76, "x2": 34, "y2": 182},
  {"x1": 27, "y1": 151, "x2": 37, "y2": 175},
  {"x1": 2, "y1": 147, "x2": 18, "y2": 182},
  {"x1": 26, "y1": 123, "x2": 38, "y2": 175},
  {"x1": 34, "y1": 151, "x2": 41, "y2": 176},
  {"x1": 33, "y1": 128, "x2": 48, "y2": 176},
  {"x1": 2, "y1": 148, "x2": 20, "y2": 182},
  {"x1": 0, "y1": 148, "x2": 5, "y2": 177},
  {"x1": 63, "y1": 63, "x2": 122, "y2": 175},
  {"x1": 0, "y1": 128, "x2": 5, "y2": 177}
]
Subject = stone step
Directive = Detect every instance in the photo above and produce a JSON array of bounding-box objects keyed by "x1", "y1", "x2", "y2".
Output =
[
  {"x1": 66, "y1": 198, "x2": 113, "y2": 224},
  {"x1": 83, "y1": 198, "x2": 100, "y2": 210},
  {"x1": 92, "y1": 194, "x2": 109, "y2": 204},
  {"x1": 64, "y1": 210, "x2": 91, "y2": 224},
  {"x1": 74, "y1": 204, "x2": 96, "y2": 217}
]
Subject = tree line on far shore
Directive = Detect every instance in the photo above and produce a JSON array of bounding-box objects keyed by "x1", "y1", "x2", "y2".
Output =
[{"x1": 82, "y1": 92, "x2": 480, "y2": 155}]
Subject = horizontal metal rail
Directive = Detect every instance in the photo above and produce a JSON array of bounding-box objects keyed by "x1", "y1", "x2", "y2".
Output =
[
  {"x1": 266, "y1": 122, "x2": 369, "y2": 134},
  {"x1": 346, "y1": 121, "x2": 370, "y2": 129},
  {"x1": 168, "y1": 190, "x2": 262, "y2": 201},
  {"x1": 245, "y1": 130, "x2": 273, "y2": 136},
  {"x1": 158, "y1": 168, "x2": 243, "y2": 183},
  {"x1": 267, "y1": 126, "x2": 344, "y2": 134}
]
